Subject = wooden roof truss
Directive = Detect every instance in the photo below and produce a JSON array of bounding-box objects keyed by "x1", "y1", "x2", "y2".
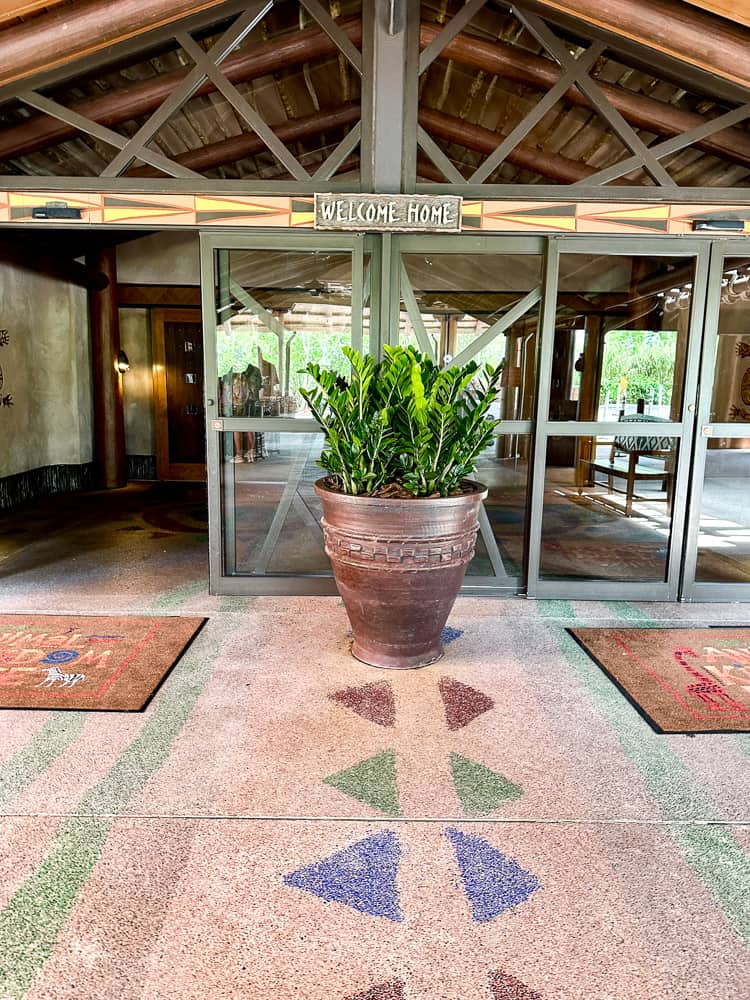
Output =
[{"x1": 0, "y1": 0, "x2": 748, "y2": 200}]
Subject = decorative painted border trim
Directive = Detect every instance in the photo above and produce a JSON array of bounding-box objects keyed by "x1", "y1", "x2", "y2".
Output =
[
  {"x1": 0, "y1": 192, "x2": 749, "y2": 234},
  {"x1": 0, "y1": 462, "x2": 95, "y2": 510}
]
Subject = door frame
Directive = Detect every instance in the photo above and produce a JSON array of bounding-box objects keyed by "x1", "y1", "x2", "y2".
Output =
[
  {"x1": 199, "y1": 229, "x2": 366, "y2": 595},
  {"x1": 197, "y1": 228, "x2": 750, "y2": 601},
  {"x1": 526, "y1": 235, "x2": 712, "y2": 601},
  {"x1": 151, "y1": 307, "x2": 206, "y2": 482},
  {"x1": 681, "y1": 238, "x2": 750, "y2": 601}
]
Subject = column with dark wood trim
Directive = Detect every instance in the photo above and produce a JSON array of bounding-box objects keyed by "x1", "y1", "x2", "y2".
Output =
[{"x1": 88, "y1": 247, "x2": 126, "y2": 489}]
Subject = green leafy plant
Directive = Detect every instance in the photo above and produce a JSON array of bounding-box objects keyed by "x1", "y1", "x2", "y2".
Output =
[{"x1": 300, "y1": 345, "x2": 502, "y2": 497}]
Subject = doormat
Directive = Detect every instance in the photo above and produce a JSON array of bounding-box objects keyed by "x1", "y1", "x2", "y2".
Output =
[
  {"x1": 569, "y1": 627, "x2": 750, "y2": 733},
  {"x1": 0, "y1": 615, "x2": 206, "y2": 711}
]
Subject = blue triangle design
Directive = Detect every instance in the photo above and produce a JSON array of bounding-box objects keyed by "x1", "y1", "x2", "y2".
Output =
[
  {"x1": 445, "y1": 827, "x2": 541, "y2": 923},
  {"x1": 283, "y1": 831, "x2": 404, "y2": 921}
]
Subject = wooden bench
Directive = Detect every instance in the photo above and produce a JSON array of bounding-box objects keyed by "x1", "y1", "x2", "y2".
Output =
[{"x1": 587, "y1": 415, "x2": 674, "y2": 516}]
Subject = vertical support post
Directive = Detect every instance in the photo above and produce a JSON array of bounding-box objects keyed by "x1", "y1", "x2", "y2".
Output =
[
  {"x1": 87, "y1": 247, "x2": 126, "y2": 489},
  {"x1": 217, "y1": 249, "x2": 231, "y2": 326},
  {"x1": 574, "y1": 313, "x2": 602, "y2": 486},
  {"x1": 361, "y1": 0, "x2": 418, "y2": 192}
]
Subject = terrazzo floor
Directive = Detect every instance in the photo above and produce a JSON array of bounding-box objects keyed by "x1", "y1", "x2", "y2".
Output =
[{"x1": 0, "y1": 487, "x2": 748, "y2": 998}]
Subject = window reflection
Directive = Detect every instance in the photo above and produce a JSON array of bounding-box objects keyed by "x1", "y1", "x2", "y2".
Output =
[
  {"x1": 400, "y1": 253, "x2": 542, "y2": 420},
  {"x1": 550, "y1": 253, "x2": 693, "y2": 422},
  {"x1": 215, "y1": 249, "x2": 361, "y2": 422},
  {"x1": 541, "y1": 436, "x2": 678, "y2": 582}
]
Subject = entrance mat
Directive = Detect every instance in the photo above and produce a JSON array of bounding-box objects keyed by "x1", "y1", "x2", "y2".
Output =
[
  {"x1": 0, "y1": 615, "x2": 206, "y2": 711},
  {"x1": 569, "y1": 627, "x2": 750, "y2": 733}
]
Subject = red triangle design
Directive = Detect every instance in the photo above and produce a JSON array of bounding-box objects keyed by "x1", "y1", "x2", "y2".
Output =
[
  {"x1": 329, "y1": 680, "x2": 396, "y2": 727},
  {"x1": 490, "y1": 971, "x2": 544, "y2": 999},
  {"x1": 439, "y1": 676, "x2": 494, "y2": 730},
  {"x1": 345, "y1": 981, "x2": 405, "y2": 1000}
]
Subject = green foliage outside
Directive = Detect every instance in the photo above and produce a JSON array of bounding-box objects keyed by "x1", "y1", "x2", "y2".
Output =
[
  {"x1": 599, "y1": 329, "x2": 677, "y2": 406},
  {"x1": 217, "y1": 324, "x2": 351, "y2": 398},
  {"x1": 301, "y1": 345, "x2": 502, "y2": 497}
]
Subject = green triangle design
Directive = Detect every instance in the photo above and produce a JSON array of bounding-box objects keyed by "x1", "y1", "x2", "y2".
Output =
[
  {"x1": 323, "y1": 750, "x2": 401, "y2": 816},
  {"x1": 449, "y1": 753, "x2": 523, "y2": 816}
]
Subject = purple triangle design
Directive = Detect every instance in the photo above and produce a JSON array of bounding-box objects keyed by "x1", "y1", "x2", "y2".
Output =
[
  {"x1": 283, "y1": 831, "x2": 403, "y2": 921},
  {"x1": 445, "y1": 827, "x2": 541, "y2": 923}
]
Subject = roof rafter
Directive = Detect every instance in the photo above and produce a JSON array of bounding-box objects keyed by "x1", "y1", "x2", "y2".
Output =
[
  {"x1": 419, "y1": 22, "x2": 750, "y2": 169},
  {"x1": 523, "y1": 0, "x2": 750, "y2": 96},
  {"x1": 0, "y1": 0, "x2": 240, "y2": 91},
  {"x1": 0, "y1": 16, "x2": 362, "y2": 163}
]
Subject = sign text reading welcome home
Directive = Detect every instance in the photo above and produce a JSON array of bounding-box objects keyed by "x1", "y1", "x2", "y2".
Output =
[{"x1": 315, "y1": 194, "x2": 462, "y2": 232}]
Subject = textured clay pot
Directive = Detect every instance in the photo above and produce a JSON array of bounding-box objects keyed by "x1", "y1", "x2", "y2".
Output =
[{"x1": 314, "y1": 479, "x2": 488, "y2": 669}]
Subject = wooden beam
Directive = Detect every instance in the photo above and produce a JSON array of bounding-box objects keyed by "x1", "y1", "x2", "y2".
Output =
[
  {"x1": 0, "y1": 18, "x2": 361, "y2": 162},
  {"x1": 418, "y1": 108, "x2": 599, "y2": 184},
  {"x1": 126, "y1": 103, "x2": 360, "y2": 176},
  {"x1": 0, "y1": 0, "x2": 69, "y2": 30},
  {"x1": 420, "y1": 23, "x2": 750, "y2": 168},
  {"x1": 88, "y1": 248, "x2": 126, "y2": 490},
  {"x1": 528, "y1": 0, "x2": 750, "y2": 91},
  {"x1": 0, "y1": 0, "x2": 239, "y2": 90},
  {"x1": 676, "y1": 1, "x2": 750, "y2": 30}
]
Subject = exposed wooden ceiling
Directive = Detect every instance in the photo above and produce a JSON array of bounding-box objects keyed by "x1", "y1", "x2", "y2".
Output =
[{"x1": 0, "y1": 0, "x2": 748, "y2": 190}]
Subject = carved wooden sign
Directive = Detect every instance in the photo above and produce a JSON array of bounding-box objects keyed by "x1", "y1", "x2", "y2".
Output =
[{"x1": 315, "y1": 193, "x2": 462, "y2": 232}]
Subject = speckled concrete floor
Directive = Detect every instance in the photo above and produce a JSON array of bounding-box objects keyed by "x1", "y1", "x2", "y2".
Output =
[{"x1": 0, "y1": 488, "x2": 748, "y2": 998}]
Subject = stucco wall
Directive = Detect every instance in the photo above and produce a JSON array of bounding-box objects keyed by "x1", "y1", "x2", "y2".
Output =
[
  {"x1": 0, "y1": 261, "x2": 92, "y2": 478},
  {"x1": 119, "y1": 307, "x2": 155, "y2": 456},
  {"x1": 116, "y1": 231, "x2": 200, "y2": 285}
]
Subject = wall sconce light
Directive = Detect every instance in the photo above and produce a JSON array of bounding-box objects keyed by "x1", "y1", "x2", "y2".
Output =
[{"x1": 116, "y1": 350, "x2": 130, "y2": 374}]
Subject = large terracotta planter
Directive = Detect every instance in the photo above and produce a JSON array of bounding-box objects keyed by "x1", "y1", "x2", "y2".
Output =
[{"x1": 314, "y1": 479, "x2": 488, "y2": 669}]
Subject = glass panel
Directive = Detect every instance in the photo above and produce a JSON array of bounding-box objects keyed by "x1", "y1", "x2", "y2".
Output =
[
  {"x1": 708, "y1": 256, "x2": 750, "y2": 424},
  {"x1": 695, "y1": 449, "x2": 750, "y2": 583},
  {"x1": 540, "y1": 434, "x2": 679, "y2": 582},
  {"x1": 220, "y1": 431, "x2": 330, "y2": 576},
  {"x1": 466, "y1": 433, "x2": 531, "y2": 578},
  {"x1": 216, "y1": 248, "x2": 361, "y2": 419},
  {"x1": 400, "y1": 252, "x2": 543, "y2": 420},
  {"x1": 550, "y1": 253, "x2": 695, "y2": 421}
]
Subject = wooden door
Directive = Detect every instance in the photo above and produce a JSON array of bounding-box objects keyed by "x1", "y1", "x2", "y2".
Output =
[{"x1": 152, "y1": 308, "x2": 206, "y2": 481}]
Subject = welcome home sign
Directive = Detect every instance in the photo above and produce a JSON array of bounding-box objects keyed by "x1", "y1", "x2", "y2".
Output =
[{"x1": 315, "y1": 193, "x2": 462, "y2": 232}]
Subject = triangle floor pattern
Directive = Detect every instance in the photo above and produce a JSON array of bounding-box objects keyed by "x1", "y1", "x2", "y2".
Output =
[
  {"x1": 283, "y1": 831, "x2": 404, "y2": 922},
  {"x1": 490, "y1": 970, "x2": 546, "y2": 999},
  {"x1": 445, "y1": 827, "x2": 541, "y2": 923},
  {"x1": 439, "y1": 676, "x2": 495, "y2": 730},
  {"x1": 344, "y1": 982, "x2": 406, "y2": 1000},
  {"x1": 449, "y1": 753, "x2": 523, "y2": 816},
  {"x1": 329, "y1": 681, "x2": 396, "y2": 727},
  {"x1": 323, "y1": 750, "x2": 401, "y2": 816}
]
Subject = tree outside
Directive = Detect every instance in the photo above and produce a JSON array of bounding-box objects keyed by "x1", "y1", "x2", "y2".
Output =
[{"x1": 599, "y1": 329, "x2": 677, "y2": 413}]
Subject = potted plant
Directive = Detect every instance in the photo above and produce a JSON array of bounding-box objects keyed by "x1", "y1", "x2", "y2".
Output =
[{"x1": 301, "y1": 345, "x2": 501, "y2": 669}]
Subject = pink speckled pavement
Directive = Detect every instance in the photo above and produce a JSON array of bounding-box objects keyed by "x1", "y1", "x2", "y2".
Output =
[{"x1": 0, "y1": 489, "x2": 748, "y2": 998}]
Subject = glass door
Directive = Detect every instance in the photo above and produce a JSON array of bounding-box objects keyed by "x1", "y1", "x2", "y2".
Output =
[
  {"x1": 682, "y1": 242, "x2": 750, "y2": 600},
  {"x1": 392, "y1": 235, "x2": 545, "y2": 592},
  {"x1": 527, "y1": 237, "x2": 710, "y2": 600},
  {"x1": 201, "y1": 231, "x2": 368, "y2": 595}
]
